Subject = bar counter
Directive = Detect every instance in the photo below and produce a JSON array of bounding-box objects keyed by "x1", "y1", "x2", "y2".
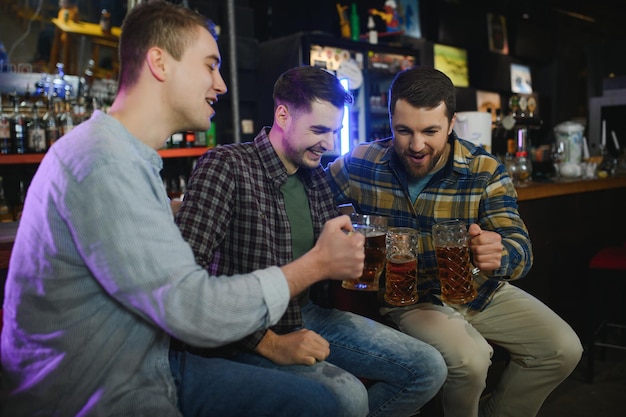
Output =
[
  {"x1": 515, "y1": 175, "x2": 626, "y2": 201},
  {"x1": 514, "y1": 175, "x2": 626, "y2": 342}
]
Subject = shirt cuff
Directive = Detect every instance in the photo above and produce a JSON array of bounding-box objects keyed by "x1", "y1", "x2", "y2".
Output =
[{"x1": 254, "y1": 266, "x2": 290, "y2": 326}]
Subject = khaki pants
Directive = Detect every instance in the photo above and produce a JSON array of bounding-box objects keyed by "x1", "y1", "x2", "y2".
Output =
[{"x1": 384, "y1": 282, "x2": 583, "y2": 417}]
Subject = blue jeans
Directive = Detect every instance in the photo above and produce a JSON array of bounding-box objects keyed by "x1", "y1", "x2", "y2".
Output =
[
  {"x1": 230, "y1": 302, "x2": 447, "y2": 417},
  {"x1": 169, "y1": 348, "x2": 341, "y2": 417}
]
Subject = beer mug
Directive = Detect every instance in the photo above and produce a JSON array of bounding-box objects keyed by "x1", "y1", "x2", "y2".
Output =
[
  {"x1": 384, "y1": 227, "x2": 419, "y2": 306},
  {"x1": 432, "y1": 219, "x2": 478, "y2": 304},
  {"x1": 342, "y1": 213, "x2": 387, "y2": 291}
]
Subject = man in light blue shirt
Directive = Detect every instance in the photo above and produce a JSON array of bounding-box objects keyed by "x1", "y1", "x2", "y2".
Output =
[{"x1": 0, "y1": 2, "x2": 366, "y2": 416}]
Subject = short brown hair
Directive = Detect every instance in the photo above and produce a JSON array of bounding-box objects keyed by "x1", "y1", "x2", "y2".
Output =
[
  {"x1": 389, "y1": 66, "x2": 456, "y2": 123},
  {"x1": 118, "y1": 0, "x2": 218, "y2": 89}
]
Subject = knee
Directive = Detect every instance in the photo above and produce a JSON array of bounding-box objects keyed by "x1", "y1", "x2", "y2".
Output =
[
  {"x1": 419, "y1": 344, "x2": 448, "y2": 393},
  {"x1": 394, "y1": 337, "x2": 448, "y2": 392},
  {"x1": 446, "y1": 341, "x2": 492, "y2": 385},
  {"x1": 286, "y1": 383, "x2": 345, "y2": 417},
  {"x1": 288, "y1": 374, "x2": 367, "y2": 417},
  {"x1": 333, "y1": 374, "x2": 369, "y2": 417},
  {"x1": 552, "y1": 328, "x2": 584, "y2": 375}
]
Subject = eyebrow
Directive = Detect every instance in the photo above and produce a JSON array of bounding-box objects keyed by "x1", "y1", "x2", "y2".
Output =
[
  {"x1": 311, "y1": 124, "x2": 345, "y2": 134},
  {"x1": 207, "y1": 54, "x2": 221, "y2": 67}
]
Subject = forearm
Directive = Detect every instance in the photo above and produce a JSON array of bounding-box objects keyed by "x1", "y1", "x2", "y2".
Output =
[{"x1": 280, "y1": 246, "x2": 327, "y2": 297}]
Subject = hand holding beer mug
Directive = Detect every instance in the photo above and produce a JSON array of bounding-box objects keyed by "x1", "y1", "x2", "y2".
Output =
[
  {"x1": 432, "y1": 219, "x2": 478, "y2": 304},
  {"x1": 342, "y1": 214, "x2": 387, "y2": 291},
  {"x1": 384, "y1": 227, "x2": 419, "y2": 306}
]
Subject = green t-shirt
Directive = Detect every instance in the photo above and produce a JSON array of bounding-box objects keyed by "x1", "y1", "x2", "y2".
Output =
[{"x1": 281, "y1": 173, "x2": 314, "y2": 305}]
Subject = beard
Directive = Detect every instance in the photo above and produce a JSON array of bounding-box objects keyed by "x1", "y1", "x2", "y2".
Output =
[
  {"x1": 282, "y1": 125, "x2": 326, "y2": 171},
  {"x1": 398, "y1": 147, "x2": 443, "y2": 180}
]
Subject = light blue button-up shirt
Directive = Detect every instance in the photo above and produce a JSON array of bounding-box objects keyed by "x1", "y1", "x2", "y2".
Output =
[{"x1": 1, "y1": 111, "x2": 290, "y2": 416}]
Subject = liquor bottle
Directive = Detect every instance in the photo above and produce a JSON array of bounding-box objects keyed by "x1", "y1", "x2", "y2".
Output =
[
  {"x1": 0, "y1": 176, "x2": 13, "y2": 223},
  {"x1": 27, "y1": 102, "x2": 47, "y2": 153},
  {"x1": 10, "y1": 93, "x2": 26, "y2": 154},
  {"x1": 504, "y1": 137, "x2": 518, "y2": 181},
  {"x1": 170, "y1": 132, "x2": 183, "y2": 148},
  {"x1": 74, "y1": 95, "x2": 88, "y2": 124},
  {"x1": 0, "y1": 94, "x2": 11, "y2": 154},
  {"x1": 367, "y1": 16, "x2": 378, "y2": 44},
  {"x1": 184, "y1": 131, "x2": 195, "y2": 147},
  {"x1": 204, "y1": 123, "x2": 216, "y2": 147},
  {"x1": 44, "y1": 97, "x2": 61, "y2": 148},
  {"x1": 81, "y1": 59, "x2": 95, "y2": 99},
  {"x1": 52, "y1": 63, "x2": 67, "y2": 98},
  {"x1": 100, "y1": 9, "x2": 111, "y2": 34},
  {"x1": 60, "y1": 93, "x2": 75, "y2": 135},
  {"x1": 350, "y1": 3, "x2": 360, "y2": 41},
  {"x1": 514, "y1": 127, "x2": 532, "y2": 185}
]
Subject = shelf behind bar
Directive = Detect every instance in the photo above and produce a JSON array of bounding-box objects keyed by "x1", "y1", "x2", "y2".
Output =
[{"x1": 0, "y1": 147, "x2": 210, "y2": 165}]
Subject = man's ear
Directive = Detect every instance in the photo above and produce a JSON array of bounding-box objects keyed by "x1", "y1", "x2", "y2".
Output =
[
  {"x1": 275, "y1": 104, "x2": 291, "y2": 129},
  {"x1": 146, "y1": 47, "x2": 167, "y2": 82},
  {"x1": 449, "y1": 113, "x2": 457, "y2": 135}
]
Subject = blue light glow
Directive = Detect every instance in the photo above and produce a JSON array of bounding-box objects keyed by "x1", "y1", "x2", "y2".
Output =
[{"x1": 339, "y1": 78, "x2": 350, "y2": 155}]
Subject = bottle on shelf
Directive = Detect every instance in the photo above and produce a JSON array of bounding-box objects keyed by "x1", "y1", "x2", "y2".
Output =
[
  {"x1": 367, "y1": 16, "x2": 378, "y2": 44},
  {"x1": 100, "y1": 9, "x2": 112, "y2": 34},
  {"x1": 52, "y1": 62, "x2": 67, "y2": 98},
  {"x1": 350, "y1": 3, "x2": 360, "y2": 41},
  {"x1": 597, "y1": 143, "x2": 616, "y2": 177},
  {"x1": 491, "y1": 108, "x2": 507, "y2": 159},
  {"x1": 82, "y1": 59, "x2": 95, "y2": 99},
  {"x1": 184, "y1": 131, "x2": 195, "y2": 147},
  {"x1": 44, "y1": 96, "x2": 61, "y2": 148},
  {"x1": 0, "y1": 94, "x2": 11, "y2": 154},
  {"x1": 10, "y1": 93, "x2": 27, "y2": 154},
  {"x1": 27, "y1": 101, "x2": 47, "y2": 153},
  {"x1": 60, "y1": 91, "x2": 75, "y2": 136},
  {"x1": 504, "y1": 137, "x2": 518, "y2": 180},
  {"x1": 170, "y1": 132, "x2": 184, "y2": 148},
  {"x1": 205, "y1": 122, "x2": 216, "y2": 147},
  {"x1": 514, "y1": 127, "x2": 532, "y2": 186}
]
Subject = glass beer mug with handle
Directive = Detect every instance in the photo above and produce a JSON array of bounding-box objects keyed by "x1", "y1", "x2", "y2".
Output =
[
  {"x1": 384, "y1": 227, "x2": 419, "y2": 306},
  {"x1": 342, "y1": 213, "x2": 388, "y2": 291},
  {"x1": 432, "y1": 219, "x2": 479, "y2": 304}
]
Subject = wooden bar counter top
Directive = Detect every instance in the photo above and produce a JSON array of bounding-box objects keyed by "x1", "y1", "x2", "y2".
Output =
[{"x1": 515, "y1": 175, "x2": 626, "y2": 201}]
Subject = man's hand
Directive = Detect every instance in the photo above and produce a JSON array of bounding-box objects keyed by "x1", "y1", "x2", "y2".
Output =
[
  {"x1": 313, "y1": 215, "x2": 365, "y2": 281},
  {"x1": 255, "y1": 329, "x2": 330, "y2": 366},
  {"x1": 468, "y1": 223, "x2": 503, "y2": 272},
  {"x1": 281, "y1": 215, "x2": 365, "y2": 296}
]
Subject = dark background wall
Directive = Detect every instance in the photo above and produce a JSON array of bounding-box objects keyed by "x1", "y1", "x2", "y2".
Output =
[{"x1": 189, "y1": 0, "x2": 626, "y2": 152}]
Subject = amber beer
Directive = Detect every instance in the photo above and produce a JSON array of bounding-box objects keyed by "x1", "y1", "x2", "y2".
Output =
[
  {"x1": 435, "y1": 245, "x2": 477, "y2": 304},
  {"x1": 384, "y1": 227, "x2": 418, "y2": 306},
  {"x1": 384, "y1": 254, "x2": 418, "y2": 306},
  {"x1": 342, "y1": 227, "x2": 386, "y2": 291},
  {"x1": 432, "y1": 219, "x2": 478, "y2": 304},
  {"x1": 342, "y1": 214, "x2": 388, "y2": 291}
]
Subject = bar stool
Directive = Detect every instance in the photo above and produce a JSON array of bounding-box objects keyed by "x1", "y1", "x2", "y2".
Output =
[{"x1": 585, "y1": 244, "x2": 626, "y2": 383}]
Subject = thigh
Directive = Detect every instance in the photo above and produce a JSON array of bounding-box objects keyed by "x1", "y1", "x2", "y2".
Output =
[
  {"x1": 231, "y1": 349, "x2": 369, "y2": 417},
  {"x1": 170, "y1": 349, "x2": 339, "y2": 417},
  {"x1": 385, "y1": 302, "x2": 494, "y2": 367},
  {"x1": 302, "y1": 303, "x2": 445, "y2": 382}
]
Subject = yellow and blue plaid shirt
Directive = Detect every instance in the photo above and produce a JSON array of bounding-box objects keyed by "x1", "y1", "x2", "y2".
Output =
[{"x1": 326, "y1": 132, "x2": 533, "y2": 311}]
